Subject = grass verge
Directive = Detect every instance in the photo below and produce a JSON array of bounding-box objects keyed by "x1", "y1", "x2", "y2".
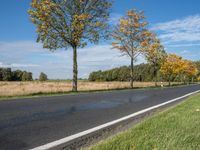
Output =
[{"x1": 88, "y1": 93, "x2": 200, "y2": 150}]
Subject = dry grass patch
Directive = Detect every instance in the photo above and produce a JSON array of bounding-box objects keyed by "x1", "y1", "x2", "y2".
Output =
[{"x1": 0, "y1": 81, "x2": 179, "y2": 97}]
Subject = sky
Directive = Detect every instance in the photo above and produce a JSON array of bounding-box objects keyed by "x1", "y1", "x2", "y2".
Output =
[{"x1": 0, "y1": 0, "x2": 200, "y2": 79}]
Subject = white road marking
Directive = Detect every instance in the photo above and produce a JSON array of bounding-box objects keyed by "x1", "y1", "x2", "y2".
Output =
[{"x1": 30, "y1": 90, "x2": 200, "y2": 150}]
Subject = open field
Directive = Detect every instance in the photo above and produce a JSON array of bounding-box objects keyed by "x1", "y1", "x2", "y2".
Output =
[
  {"x1": 88, "y1": 93, "x2": 200, "y2": 150},
  {"x1": 0, "y1": 81, "x2": 182, "y2": 97}
]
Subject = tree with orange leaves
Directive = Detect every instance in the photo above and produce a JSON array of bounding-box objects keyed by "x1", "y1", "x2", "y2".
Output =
[
  {"x1": 112, "y1": 9, "x2": 148, "y2": 88},
  {"x1": 160, "y1": 54, "x2": 198, "y2": 85},
  {"x1": 197, "y1": 76, "x2": 200, "y2": 82},
  {"x1": 180, "y1": 60, "x2": 198, "y2": 83},
  {"x1": 160, "y1": 54, "x2": 183, "y2": 86}
]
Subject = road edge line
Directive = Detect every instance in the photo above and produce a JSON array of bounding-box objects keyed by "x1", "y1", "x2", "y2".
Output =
[{"x1": 30, "y1": 90, "x2": 200, "y2": 150}]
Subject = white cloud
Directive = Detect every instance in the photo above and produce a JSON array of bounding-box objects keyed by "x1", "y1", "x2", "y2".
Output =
[
  {"x1": 179, "y1": 50, "x2": 189, "y2": 55},
  {"x1": 152, "y1": 14, "x2": 200, "y2": 43},
  {"x1": 167, "y1": 43, "x2": 200, "y2": 47},
  {"x1": 43, "y1": 45, "x2": 145, "y2": 78},
  {"x1": 0, "y1": 41, "x2": 145, "y2": 79},
  {"x1": 0, "y1": 62, "x2": 39, "y2": 68},
  {"x1": 0, "y1": 41, "x2": 44, "y2": 52},
  {"x1": 0, "y1": 41, "x2": 49, "y2": 62}
]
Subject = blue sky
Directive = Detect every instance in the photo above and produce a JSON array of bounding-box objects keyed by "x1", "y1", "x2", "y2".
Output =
[{"x1": 0, "y1": 0, "x2": 200, "y2": 79}]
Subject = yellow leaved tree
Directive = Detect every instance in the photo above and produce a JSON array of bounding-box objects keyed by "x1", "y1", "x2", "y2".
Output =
[
  {"x1": 141, "y1": 32, "x2": 167, "y2": 86},
  {"x1": 28, "y1": 0, "x2": 112, "y2": 92},
  {"x1": 160, "y1": 54, "x2": 198, "y2": 85},
  {"x1": 160, "y1": 54, "x2": 183, "y2": 86},
  {"x1": 112, "y1": 9, "x2": 148, "y2": 88},
  {"x1": 198, "y1": 76, "x2": 200, "y2": 82},
  {"x1": 180, "y1": 60, "x2": 198, "y2": 83}
]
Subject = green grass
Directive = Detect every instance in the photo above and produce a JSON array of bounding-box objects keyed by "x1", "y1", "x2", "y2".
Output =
[{"x1": 88, "y1": 93, "x2": 200, "y2": 150}]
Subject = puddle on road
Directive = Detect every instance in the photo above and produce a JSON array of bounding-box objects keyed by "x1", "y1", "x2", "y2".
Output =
[
  {"x1": 127, "y1": 95, "x2": 147, "y2": 102},
  {"x1": 68, "y1": 95, "x2": 148, "y2": 113},
  {"x1": 79, "y1": 101, "x2": 122, "y2": 110}
]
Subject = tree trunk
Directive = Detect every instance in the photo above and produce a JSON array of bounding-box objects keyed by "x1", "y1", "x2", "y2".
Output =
[
  {"x1": 168, "y1": 75, "x2": 171, "y2": 86},
  {"x1": 130, "y1": 58, "x2": 134, "y2": 88},
  {"x1": 168, "y1": 80, "x2": 171, "y2": 86},
  {"x1": 72, "y1": 46, "x2": 78, "y2": 92},
  {"x1": 154, "y1": 66, "x2": 158, "y2": 87},
  {"x1": 183, "y1": 75, "x2": 186, "y2": 84}
]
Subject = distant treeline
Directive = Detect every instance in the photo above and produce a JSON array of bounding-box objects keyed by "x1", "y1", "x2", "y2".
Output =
[
  {"x1": 0, "y1": 68, "x2": 33, "y2": 81},
  {"x1": 89, "y1": 63, "x2": 155, "y2": 82},
  {"x1": 89, "y1": 61, "x2": 200, "y2": 82}
]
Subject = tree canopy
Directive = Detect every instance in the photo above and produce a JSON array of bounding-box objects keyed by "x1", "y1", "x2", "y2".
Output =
[
  {"x1": 28, "y1": 0, "x2": 112, "y2": 91},
  {"x1": 0, "y1": 68, "x2": 33, "y2": 81},
  {"x1": 160, "y1": 54, "x2": 198, "y2": 85},
  {"x1": 142, "y1": 32, "x2": 167, "y2": 86},
  {"x1": 112, "y1": 10, "x2": 148, "y2": 88},
  {"x1": 39, "y1": 72, "x2": 48, "y2": 81}
]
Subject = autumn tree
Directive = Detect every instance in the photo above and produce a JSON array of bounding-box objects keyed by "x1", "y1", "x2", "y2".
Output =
[
  {"x1": 160, "y1": 54, "x2": 184, "y2": 86},
  {"x1": 28, "y1": 0, "x2": 112, "y2": 91},
  {"x1": 198, "y1": 76, "x2": 200, "y2": 82},
  {"x1": 112, "y1": 10, "x2": 148, "y2": 88},
  {"x1": 180, "y1": 60, "x2": 198, "y2": 83},
  {"x1": 142, "y1": 32, "x2": 167, "y2": 86}
]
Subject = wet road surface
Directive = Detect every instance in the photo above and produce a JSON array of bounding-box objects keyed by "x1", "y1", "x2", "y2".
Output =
[{"x1": 0, "y1": 84, "x2": 199, "y2": 150}]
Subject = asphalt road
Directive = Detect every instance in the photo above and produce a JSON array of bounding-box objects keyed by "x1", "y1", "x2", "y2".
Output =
[{"x1": 0, "y1": 84, "x2": 200, "y2": 150}]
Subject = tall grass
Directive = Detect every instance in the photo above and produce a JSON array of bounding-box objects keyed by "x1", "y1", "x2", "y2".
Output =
[{"x1": 0, "y1": 81, "x2": 180, "y2": 97}]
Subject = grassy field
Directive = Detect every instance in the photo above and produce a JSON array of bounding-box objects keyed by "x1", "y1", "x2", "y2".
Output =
[
  {"x1": 88, "y1": 93, "x2": 200, "y2": 150},
  {"x1": 0, "y1": 81, "x2": 180, "y2": 97}
]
